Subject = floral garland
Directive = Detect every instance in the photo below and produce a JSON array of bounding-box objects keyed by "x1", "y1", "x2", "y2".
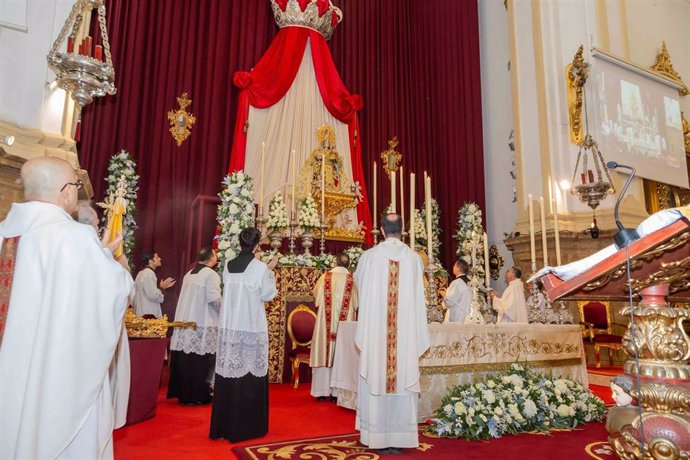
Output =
[
  {"x1": 298, "y1": 194, "x2": 321, "y2": 230},
  {"x1": 101, "y1": 149, "x2": 139, "y2": 267},
  {"x1": 426, "y1": 363, "x2": 605, "y2": 440},
  {"x1": 260, "y1": 252, "x2": 335, "y2": 270},
  {"x1": 455, "y1": 202, "x2": 486, "y2": 283},
  {"x1": 266, "y1": 192, "x2": 289, "y2": 231},
  {"x1": 343, "y1": 246, "x2": 364, "y2": 271},
  {"x1": 216, "y1": 171, "x2": 255, "y2": 273}
]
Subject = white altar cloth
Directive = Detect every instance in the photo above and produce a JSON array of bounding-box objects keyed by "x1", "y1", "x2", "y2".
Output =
[{"x1": 330, "y1": 321, "x2": 587, "y2": 422}]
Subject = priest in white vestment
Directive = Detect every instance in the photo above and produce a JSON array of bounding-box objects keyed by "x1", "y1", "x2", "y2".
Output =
[
  {"x1": 310, "y1": 253, "x2": 358, "y2": 399},
  {"x1": 210, "y1": 227, "x2": 278, "y2": 442},
  {"x1": 354, "y1": 214, "x2": 430, "y2": 453},
  {"x1": 491, "y1": 266, "x2": 529, "y2": 323},
  {"x1": 0, "y1": 157, "x2": 134, "y2": 460},
  {"x1": 168, "y1": 247, "x2": 222, "y2": 405},
  {"x1": 133, "y1": 251, "x2": 175, "y2": 317},
  {"x1": 442, "y1": 258, "x2": 471, "y2": 323}
]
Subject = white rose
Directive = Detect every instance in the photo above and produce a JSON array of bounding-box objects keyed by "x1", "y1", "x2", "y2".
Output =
[
  {"x1": 453, "y1": 402, "x2": 466, "y2": 415},
  {"x1": 444, "y1": 404, "x2": 453, "y2": 415},
  {"x1": 493, "y1": 407, "x2": 503, "y2": 416},
  {"x1": 557, "y1": 404, "x2": 573, "y2": 418},
  {"x1": 217, "y1": 240, "x2": 230, "y2": 250},
  {"x1": 236, "y1": 172, "x2": 245, "y2": 182},
  {"x1": 229, "y1": 203, "x2": 239, "y2": 214},
  {"x1": 523, "y1": 399, "x2": 537, "y2": 418},
  {"x1": 224, "y1": 249, "x2": 236, "y2": 260},
  {"x1": 487, "y1": 380, "x2": 496, "y2": 389}
]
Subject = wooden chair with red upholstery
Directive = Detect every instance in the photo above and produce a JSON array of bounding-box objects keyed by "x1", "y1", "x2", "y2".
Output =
[
  {"x1": 577, "y1": 300, "x2": 625, "y2": 368},
  {"x1": 286, "y1": 304, "x2": 317, "y2": 389}
]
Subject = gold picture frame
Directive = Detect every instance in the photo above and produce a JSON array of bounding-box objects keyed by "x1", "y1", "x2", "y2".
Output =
[{"x1": 380, "y1": 136, "x2": 401, "y2": 176}]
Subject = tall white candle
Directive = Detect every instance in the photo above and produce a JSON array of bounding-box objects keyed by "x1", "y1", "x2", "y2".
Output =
[
  {"x1": 483, "y1": 232, "x2": 490, "y2": 288},
  {"x1": 528, "y1": 194, "x2": 536, "y2": 268},
  {"x1": 540, "y1": 196, "x2": 548, "y2": 266},
  {"x1": 321, "y1": 153, "x2": 326, "y2": 222},
  {"x1": 390, "y1": 171, "x2": 396, "y2": 213},
  {"x1": 290, "y1": 149, "x2": 296, "y2": 218},
  {"x1": 260, "y1": 142, "x2": 265, "y2": 212},
  {"x1": 554, "y1": 197, "x2": 561, "y2": 265},
  {"x1": 425, "y1": 176, "x2": 432, "y2": 259},
  {"x1": 399, "y1": 166, "x2": 405, "y2": 232},
  {"x1": 373, "y1": 161, "x2": 377, "y2": 229},
  {"x1": 409, "y1": 172, "x2": 415, "y2": 250}
]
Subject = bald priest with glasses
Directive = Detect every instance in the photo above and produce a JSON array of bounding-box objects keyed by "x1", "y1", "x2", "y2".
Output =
[{"x1": 0, "y1": 157, "x2": 134, "y2": 459}]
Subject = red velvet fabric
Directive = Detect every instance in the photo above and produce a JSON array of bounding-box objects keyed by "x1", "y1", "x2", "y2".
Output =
[
  {"x1": 592, "y1": 334, "x2": 623, "y2": 344},
  {"x1": 126, "y1": 337, "x2": 168, "y2": 425},
  {"x1": 78, "y1": 0, "x2": 484, "y2": 283},
  {"x1": 583, "y1": 302, "x2": 609, "y2": 329},
  {"x1": 289, "y1": 309, "x2": 316, "y2": 345}
]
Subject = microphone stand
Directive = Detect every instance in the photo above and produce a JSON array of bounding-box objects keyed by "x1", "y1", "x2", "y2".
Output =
[{"x1": 607, "y1": 161, "x2": 640, "y2": 248}]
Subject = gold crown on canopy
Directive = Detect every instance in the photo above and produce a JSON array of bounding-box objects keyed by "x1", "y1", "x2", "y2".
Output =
[{"x1": 270, "y1": 0, "x2": 343, "y2": 40}]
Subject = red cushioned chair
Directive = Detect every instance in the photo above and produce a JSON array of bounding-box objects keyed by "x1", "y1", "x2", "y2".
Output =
[
  {"x1": 578, "y1": 300, "x2": 625, "y2": 368},
  {"x1": 287, "y1": 304, "x2": 317, "y2": 389}
]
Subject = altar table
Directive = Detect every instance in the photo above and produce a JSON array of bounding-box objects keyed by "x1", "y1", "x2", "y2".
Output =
[
  {"x1": 125, "y1": 337, "x2": 168, "y2": 425},
  {"x1": 330, "y1": 321, "x2": 587, "y2": 422}
]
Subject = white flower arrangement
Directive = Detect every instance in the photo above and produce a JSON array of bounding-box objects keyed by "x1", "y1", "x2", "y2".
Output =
[
  {"x1": 260, "y1": 252, "x2": 335, "y2": 270},
  {"x1": 266, "y1": 192, "x2": 289, "y2": 231},
  {"x1": 426, "y1": 363, "x2": 605, "y2": 440},
  {"x1": 101, "y1": 149, "x2": 139, "y2": 267},
  {"x1": 411, "y1": 208, "x2": 427, "y2": 247},
  {"x1": 298, "y1": 194, "x2": 321, "y2": 230},
  {"x1": 343, "y1": 246, "x2": 364, "y2": 271},
  {"x1": 456, "y1": 202, "x2": 486, "y2": 284},
  {"x1": 216, "y1": 171, "x2": 255, "y2": 273}
]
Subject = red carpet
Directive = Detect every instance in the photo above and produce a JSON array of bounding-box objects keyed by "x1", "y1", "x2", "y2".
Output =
[
  {"x1": 114, "y1": 372, "x2": 614, "y2": 459},
  {"x1": 232, "y1": 423, "x2": 616, "y2": 460}
]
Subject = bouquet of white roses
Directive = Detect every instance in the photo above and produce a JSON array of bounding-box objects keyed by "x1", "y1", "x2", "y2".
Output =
[
  {"x1": 411, "y1": 208, "x2": 427, "y2": 248},
  {"x1": 419, "y1": 199, "x2": 441, "y2": 259},
  {"x1": 343, "y1": 246, "x2": 364, "y2": 271},
  {"x1": 456, "y1": 202, "x2": 486, "y2": 283},
  {"x1": 102, "y1": 149, "x2": 139, "y2": 267},
  {"x1": 298, "y1": 195, "x2": 321, "y2": 231},
  {"x1": 216, "y1": 171, "x2": 255, "y2": 273},
  {"x1": 427, "y1": 363, "x2": 605, "y2": 440},
  {"x1": 266, "y1": 192, "x2": 289, "y2": 231}
]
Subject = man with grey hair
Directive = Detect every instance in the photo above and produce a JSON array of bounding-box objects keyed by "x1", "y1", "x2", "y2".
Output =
[
  {"x1": 354, "y1": 213, "x2": 430, "y2": 454},
  {"x1": 77, "y1": 200, "x2": 100, "y2": 231},
  {"x1": 0, "y1": 156, "x2": 133, "y2": 459}
]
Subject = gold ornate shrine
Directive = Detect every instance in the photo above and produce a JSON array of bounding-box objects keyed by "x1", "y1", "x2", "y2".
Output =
[
  {"x1": 650, "y1": 42, "x2": 689, "y2": 96},
  {"x1": 380, "y1": 136, "x2": 401, "y2": 175},
  {"x1": 167, "y1": 92, "x2": 196, "y2": 147},
  {"x1": 566, "y1": 45, "x2": 589, "y2": 145},
  {"x1": 298, "y1": 124, "x2": 364, "y2": 242}
]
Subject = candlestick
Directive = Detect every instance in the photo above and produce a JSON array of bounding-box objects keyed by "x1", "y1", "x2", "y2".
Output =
[
  {"x1": 483, "y1": 232, "x2": 490, "y2": 288},
  {"x1": 83, "y1": 36, "x2": 92, "y2": 57},
  {"x1": 409, "y1": 172, "x2": 415, "y2": 251},
  {"x1": 67, "y1": 36, "x2": 74, "y2": 53},
  {"x1": 390, "y1": 171, "x2": 396, "y2": 214},
  {"x1": 580, "y1": 173, "x2": 586, "y2": 185},
  {"x1": 320, "y1": 152, "x2": 325, "y2": 222},
  {"x1": 425, "y1": 176, "x2": 432, "y2": 259},
  {"x1": 540, "y1": 196, "x2": 548, "y2": 266},
  {"x1": 259, "y1": 142, "x2": 265, "y2": 212},
  {"x1": 528, "y1": 194, "x2": 536, "y2": 268},
  {"x1": 587, "y1": 169, "x2": 594, "y2": 183},
  {"x1": 94, "y1": 45, "x2": 102, "y2": 61},
  {"x1": 372, "y1": 161, "x2": 377, "y2": 229},
  {"x1": 553, "y1": 197, "x2": 561, "y2": 265},
  {"x1": 399, "y1": 166, "x2": 405, "y2": 232},
  {"x1": 290, "y1": 149, "x2": 296, "y2": 217}
]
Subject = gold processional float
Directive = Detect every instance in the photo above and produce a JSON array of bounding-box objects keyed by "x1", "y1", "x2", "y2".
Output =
[{"x1": 123, "y1": 308, "x2": 196, "y2": 338}]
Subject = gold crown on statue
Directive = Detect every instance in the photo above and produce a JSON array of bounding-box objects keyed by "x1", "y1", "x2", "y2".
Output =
[{"x1": 271, "y1": 0, "x2": 343, "y2": 40}]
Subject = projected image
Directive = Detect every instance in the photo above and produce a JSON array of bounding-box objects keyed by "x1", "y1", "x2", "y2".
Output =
[{"x1": 593, "y1": 55, "x2": 687, "y2": 187}]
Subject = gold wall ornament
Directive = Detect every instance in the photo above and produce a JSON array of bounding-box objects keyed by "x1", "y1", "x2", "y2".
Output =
[
  {"x1": 167, "y1": 92, "x2": 196, "y2": 147},
  {"x1": 566, "y1": 45, "x2": 589, "y2": 145},
  {"x1": 380, "y1": 136, "x2": 402, "y2": 176},
  {"x1": 650, "y1": 42, "x2": 689, "y2": 96},
  {"x1": 488, "y1": 244, "x2": 504, "y2": 281},
  {"x1": 683, "y1": 112, "x2": 690, "y2": 153}
]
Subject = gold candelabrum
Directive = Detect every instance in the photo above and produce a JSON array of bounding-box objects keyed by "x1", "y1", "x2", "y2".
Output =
[
  {"x1": 47, "y1": 0, "x2": 116, "y2": 108},
  {"x1": 124, "y1": 308, "x2": 196, "y2": 338},
  {"x1": 607, "y1": 284, "x2": 690, "y2": 459}
]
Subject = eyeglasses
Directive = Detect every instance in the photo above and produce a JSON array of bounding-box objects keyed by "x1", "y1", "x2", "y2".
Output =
[{"x1": 60, "y1": 180, "x2": 84, "y2": 192}]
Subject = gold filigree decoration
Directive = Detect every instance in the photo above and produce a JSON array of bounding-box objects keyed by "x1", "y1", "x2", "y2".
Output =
[
  {"x1": 420, "y1": 332, "x2": 579, "y2": 363},
  {"x1": 566, "y1": 45, "x2": 589, "y2": 144},
  {"x1": 621, "y1": 304, "x2": 690, "y2": 364},
  {"x1": 683, "y1": 112, "x2": 690, "y2": 153},
  {"x1": 489, "y1": 244, "x2": 504, "y2": 281},
  {"x1": 124, "y1": 307, "x2": 196, "y2": 338},
  {"x1": 632, "y1": 383, "x2": 690, "y2": 416},
  {"x1": 266, "y1": 266, "x2": 322, "y2": 383},
  {"x1": 380, "y1": 136, "x2": 401, "y2": 175},
  {"x1": 420, "y1": 358, "x2": 583, "y2": 375},
  {"x1": 167, "y1": 92, "x2": 196, "y2": 147},
  {"x1": 628, "y1": 254, "x2": 690, "y2": 295},
  {"x1": 650, "y1": 42, "x2": 689, "y2": 96}
]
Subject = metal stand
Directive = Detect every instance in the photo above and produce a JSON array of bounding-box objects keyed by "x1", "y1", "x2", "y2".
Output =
[
  {"x1": 288, "y1": 218, "x2": 297, "y2": 255},
  {"x1": 425, "y1": 260, "x2": 444, "y2": 323},
  {"x1": 319, "y1": 223, "x2": 327, "y2": 255},
  {"x1": 370, "y1": 228, "x2": 381, "y2": 245}
]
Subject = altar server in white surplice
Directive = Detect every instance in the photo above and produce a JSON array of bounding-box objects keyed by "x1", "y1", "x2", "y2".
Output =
[
  {"x1": 0, "y1": 157, "x2": 133, "y2": 460},
  {"x1": 310, "y1": 253, "x2": 358, "y2": 399},
  {"x1": 210, "y1": 227, "x2": 278, "y2": 443},
  {"x1": 442, "y1": 258, "x2": 471, "y2": 323},
  {"x1": 491, "y1": 266, "x2": 529, "y2": 323},
  {"x1": 354, "y1": 214, "x2": 430, "y2": 454},
  {"x1": 133, "y1": 251, "x2": 175, "y2": 317},
  {"x1": 168, "y1": 247, "x2": 222, "y2": 405}
]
